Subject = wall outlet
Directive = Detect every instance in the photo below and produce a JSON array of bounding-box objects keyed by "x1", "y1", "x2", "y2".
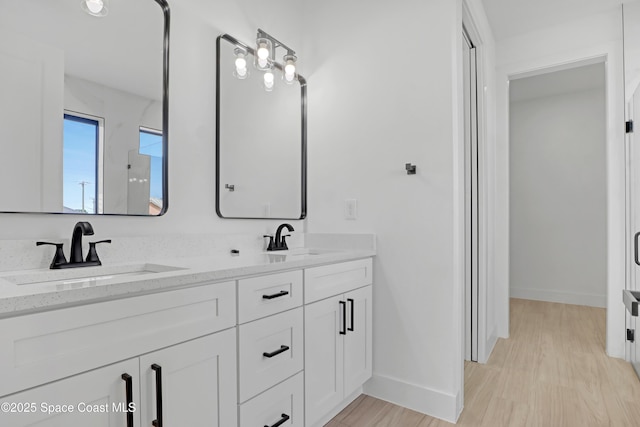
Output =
[
  {"x1": 263, "y1": 203, "x2": 271, "y2": 217},
  {"x1": 344, "y1": 199, "x2": 358, "y2": 220}
]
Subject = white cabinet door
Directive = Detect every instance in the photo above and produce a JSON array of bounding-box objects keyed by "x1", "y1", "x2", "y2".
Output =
[
  {"x1": 344, "y1": 285, "x2": 373, "y2": 397},
  {"x1": 140, "y1": 329, "x2": 237, "y2": 427},
  {"x1": 304, "y1": 295, "x2": 344, "y2": 426},
  {"x1": 0, "y1": 359, "x2": 140, "y2": 427}
]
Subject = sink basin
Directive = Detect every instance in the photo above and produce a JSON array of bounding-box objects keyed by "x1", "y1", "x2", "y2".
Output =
[
  {"x1": 264, "y1": 248, "x2": 327, "y2": 256},
  {"x1": 2, "y1": 263, "x2": 184, "y2": 286}
]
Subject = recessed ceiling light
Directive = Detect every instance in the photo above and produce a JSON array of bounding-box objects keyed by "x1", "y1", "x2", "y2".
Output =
[{"x1": 81, "y1": 0, "x2": 108, "y2": 17}]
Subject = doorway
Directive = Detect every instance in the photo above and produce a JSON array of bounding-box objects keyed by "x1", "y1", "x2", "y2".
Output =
[{"x1": 508, "y1": 61, "x2": 607, "y2": 347}]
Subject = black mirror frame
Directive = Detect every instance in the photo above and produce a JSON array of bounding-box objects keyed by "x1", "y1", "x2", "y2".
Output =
[
  {"x1": 0, "y1": 0, "x2": 170, "y2": 217},
  {"x1": 215, "y1": 33, "x2": 307, "y2": 220}
]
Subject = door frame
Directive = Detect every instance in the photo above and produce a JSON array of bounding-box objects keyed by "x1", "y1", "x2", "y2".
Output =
[
  {"x1": 495, "y1": 48, "x2": 625, "y2": 358},
  {"x1": 462, "y1": 2, "x2": 490, "y2": 365}
]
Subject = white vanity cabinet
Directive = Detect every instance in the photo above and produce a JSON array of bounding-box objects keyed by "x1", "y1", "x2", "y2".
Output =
[
  {"x1": 1, "y1": 330, "x2": 237, "y2": 427},
  {"x1": 304, "y1": 259, "x2": 373, "y2": 427},
  {"x1": 0, "y1": 281, "x2": 237, "y2": 427},
  {"x1": 237, "y1": 271, "x2": 305, "y2": 427},
  {"x1": 0, "y1": 255, "x2": 374, "y2": 427},
  {"x1": 0, "y1": 358, "x2": 140, "y2": 427}
]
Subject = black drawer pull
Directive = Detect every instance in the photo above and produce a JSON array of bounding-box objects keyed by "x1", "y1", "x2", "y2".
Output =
[
  {"x1": 121, "y1": 373, "x2": 134, "y2": 427},
  {"x1": 348, "y1": 298, "x2": 355, "y2": 332},
  {"x1": 263, "y1": 290, "x2": 289, "y2": 300},
  {"x1": 339, "y1": 300, "x2": 346, "y2": 335},
  {"x1": 264, "y1": 413, "x2": 290, "y2": 427},
  {"x1": 263, "y1": 345, "x2": 290, "y2": 358},
  {"x1": 151, "y1": 364, "x2": 163, "y2": 427}
]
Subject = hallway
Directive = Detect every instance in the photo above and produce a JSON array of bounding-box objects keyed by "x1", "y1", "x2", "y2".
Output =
[{"x1": 327, "y1": 299, "x2": 640, "y2": 426}]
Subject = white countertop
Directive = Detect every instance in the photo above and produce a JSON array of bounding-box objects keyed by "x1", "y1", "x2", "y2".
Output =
[{"x1": 0, "y1": 248, "x2": 375, "y2": 317}]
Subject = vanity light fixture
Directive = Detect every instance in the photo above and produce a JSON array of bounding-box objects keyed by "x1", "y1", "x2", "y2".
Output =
[
  {"x1": 255, "y1": 29, "x2": 298, "y2": 88},
  {"x1": 234, "y1": 48, "x2": 249, "y2": 79},
  {"x1": 81, "y1": 0, "x2": 108, "y2": 17}
]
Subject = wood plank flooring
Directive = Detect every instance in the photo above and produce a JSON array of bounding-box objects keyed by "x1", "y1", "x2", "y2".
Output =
[{"x1": 326, "y1": 298, "x2": 640, "y2": 426}]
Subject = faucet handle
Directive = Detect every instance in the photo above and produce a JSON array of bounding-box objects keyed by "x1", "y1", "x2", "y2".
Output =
[
  {"x1": 263, "y1": 235, "x2": 275, "y2": 251},
  {"x1": 280, "y1": 235, "x2": 291, "y2": 250},
  {"x1": 86, "y1": 239, "x2": 112, "y2": 264},
  {"x1": 36, "y1": 241, "x2": 68, "y2": 269}
]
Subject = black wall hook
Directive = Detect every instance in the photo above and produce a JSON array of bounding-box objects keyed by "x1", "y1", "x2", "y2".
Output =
[{"x1": 406, "y1": 163, "x2": 417, "y2": 175}]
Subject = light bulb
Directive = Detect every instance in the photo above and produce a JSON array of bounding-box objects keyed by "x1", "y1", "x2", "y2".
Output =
[
  {"x1": 264, "y1": 70, "x2": 275, "y2": 91},
  {"x1": 257, "y1": 58, "x2": 268, "y2": 69},
  {"x1": 235, "y1": 57, "x2": 246, "y2": 69},
  {"x1": 87, "y1": 0, "x2": 103, "y2": 13},
  {"x1": 257, "y1": 45, "x2": 269, "y2": 60},
  {"x1": 284, "y1": 63, "x2": 296, "y2": 75}
]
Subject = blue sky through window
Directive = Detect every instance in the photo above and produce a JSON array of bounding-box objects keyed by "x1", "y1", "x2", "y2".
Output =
[{"x1": 63, "y1": 115, "x2": 98, "y2": 213}]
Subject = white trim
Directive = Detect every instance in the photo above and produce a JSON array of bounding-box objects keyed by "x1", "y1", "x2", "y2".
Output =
[
  {"x1": 363, "y1": 374, "x2": 459, "y2": 424},
  {"x1": 462, "y1": 0, "x2": 494, "y2": 366},
  {"x1": 510, "y1": 288, "x2": 606, "y2": 308}
]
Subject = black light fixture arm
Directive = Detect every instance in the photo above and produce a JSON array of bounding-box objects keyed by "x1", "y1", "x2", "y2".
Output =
[{"x1": 257, "y1": 28, "x2": 296, "y2": 56}]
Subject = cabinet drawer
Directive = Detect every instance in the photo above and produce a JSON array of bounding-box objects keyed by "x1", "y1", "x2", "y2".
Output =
[
  {"x1": 238, "y1": 307, "x2": 303, "y2": 402},
  {"x1": 240, "y1": 372, "x2": 303, "y2": 427},
  {"x1": 238, "y1": 270, "x2": 303, "y2": 324},
  {"x1": 0, "y1": 281, "x2": 235, "y2": 398},
  {"x1": 304, "y1": 258, "x2": 372, "y2": 304}
]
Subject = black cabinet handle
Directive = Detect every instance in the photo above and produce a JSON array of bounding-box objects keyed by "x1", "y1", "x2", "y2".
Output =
[
  {"x1": 121, "y1": 373, "x2": 134, "y2": 427},
  {"x1": 263, "y1": 345, "x2": 290, "y2": 358},
  {"x1": 635, "y1": 232, "x2": 640, "y2": 266},
  {"x1": 339, "y1": 300, "x2": 346, "y2": 335},
  {"x1": 151, "y1": 364, "x2": 163, "y2": 427},
  {"x1": 348, "y1": 298, "x2": 355, "y2": 332},
  {"x1": 263, "y1": 290, "x2": 289, "y2": 300},
  {"x1": 264, "y1": 413, "x2": 290, "y2": 427}
]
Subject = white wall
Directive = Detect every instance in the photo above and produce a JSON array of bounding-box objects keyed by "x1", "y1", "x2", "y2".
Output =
[
  {"x1": 494, "y1": 8, "x2": 626, "y2": 357},
  {"x1": 301, "y1": 0, "x2": 495, "y2": 421},
  {"x1": 510, "y1": 83, "x2": 606, "y2": 307},
  {"x1": 0, "y1": 0, "x2": 306, "y2": 242}
]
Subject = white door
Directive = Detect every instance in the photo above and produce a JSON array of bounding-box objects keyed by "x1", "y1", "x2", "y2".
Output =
[
  {"x1": 139, "y1": 329, "x2": 237, "y2": 427},
  {"x1": 0, "y1": 359, "x2": 139, "y2": 427},
  {"x1": 463, "y1": 28, "x2": 479, "y2": 362},
  {"x1": 305, "y1": 295, "x2": 344, "y2": 426},
  {"x1": 343, "y1": 286, "x2": 372, "y2": 397}
]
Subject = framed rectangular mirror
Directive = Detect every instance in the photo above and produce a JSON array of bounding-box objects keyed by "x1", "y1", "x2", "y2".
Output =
[
  {"x1": 216, "y1": 33, "x2": 306, "y2": 219},
  {"x1": 0, "y1": 0, "x2": 169, "y2": 216}
]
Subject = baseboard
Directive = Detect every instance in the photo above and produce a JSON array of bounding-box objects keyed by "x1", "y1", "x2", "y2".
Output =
[
  {"x1": 510, "y1": 287, "x2": 606, "y2": 308},
  {"x1": 363, "y1": 374, "x2": 459, "y2": 423}
]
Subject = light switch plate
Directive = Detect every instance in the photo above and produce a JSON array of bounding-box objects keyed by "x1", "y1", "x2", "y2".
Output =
[{"x1": 344, "y1": 199, "x2": 358, "y2": 220}]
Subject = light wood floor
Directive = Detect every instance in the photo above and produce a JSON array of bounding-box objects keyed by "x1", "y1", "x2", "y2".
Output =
[{"x1": 326, "y1": 298, "x2": 640, "y2": 426}]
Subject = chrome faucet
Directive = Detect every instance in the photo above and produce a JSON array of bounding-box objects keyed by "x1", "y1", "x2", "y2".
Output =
[
  {"x1": 37, "y1": 222, "x2": 111, "y2": 269},
  {"x1": 264, "y1": 223, "x2": 295, "y2": 251}
]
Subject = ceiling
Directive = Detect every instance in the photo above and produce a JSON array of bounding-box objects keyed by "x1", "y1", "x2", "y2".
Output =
[
  {"x1": 481, "y1": 0, "x2": 623, "y2": 40},
  {"x1": 509, "y1": 62, "x2": 605, "y2": 103}
]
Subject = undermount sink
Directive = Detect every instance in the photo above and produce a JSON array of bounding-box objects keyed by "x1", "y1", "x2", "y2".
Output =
[
  {"x1": 265, "y1": 248, "x2": 331, "y2": 257},
  {"x1": 2, "y1": 263, "x2": 184, "y2": 286}
]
